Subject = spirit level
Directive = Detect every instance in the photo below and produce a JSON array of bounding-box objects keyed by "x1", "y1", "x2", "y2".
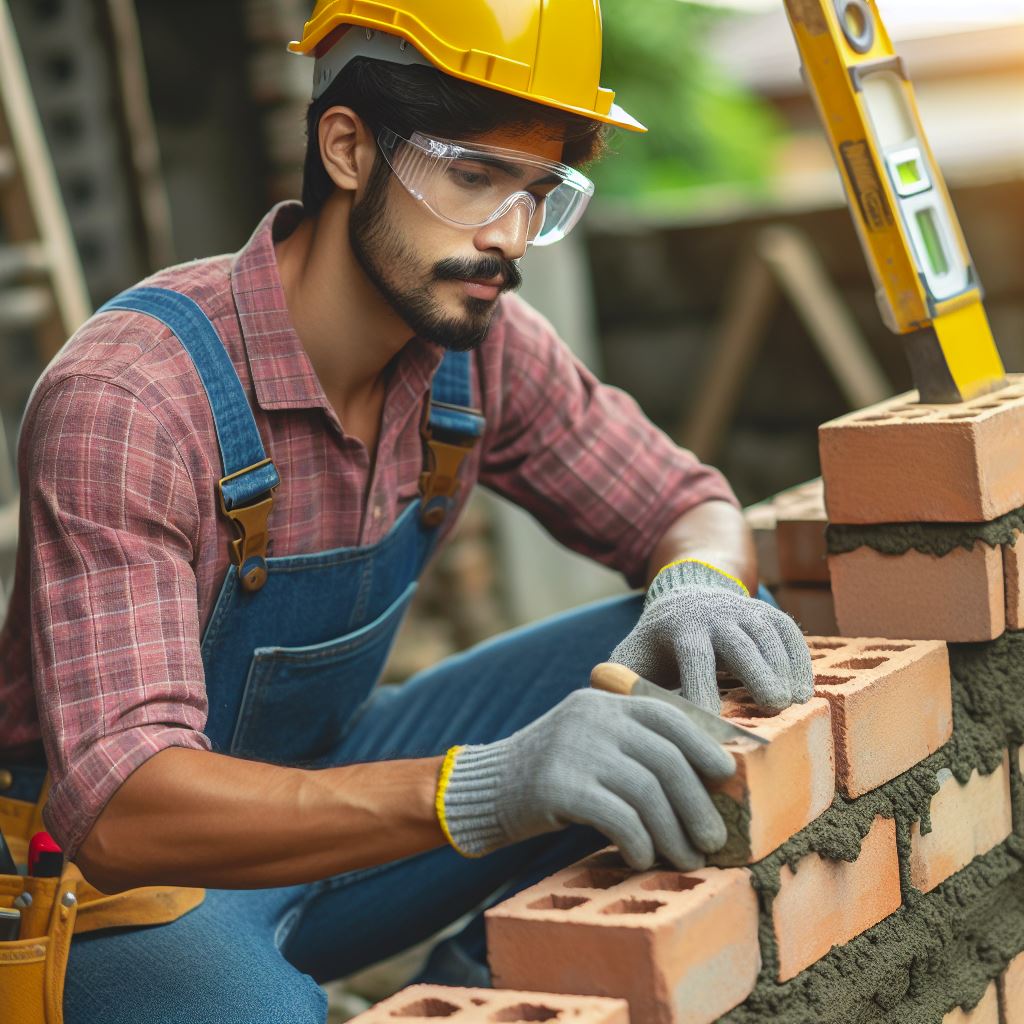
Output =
[{"x1": 783, "y1": 0, "x2": 1006, "y2": 402}]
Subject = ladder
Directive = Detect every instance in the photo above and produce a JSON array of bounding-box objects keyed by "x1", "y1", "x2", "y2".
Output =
[{"x1": 0, "y1": 0, "x2": 91, "y2": 362}]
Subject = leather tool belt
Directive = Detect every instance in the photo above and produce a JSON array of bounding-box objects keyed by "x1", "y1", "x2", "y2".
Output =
[{"x1": 0, "y1": 784, "x2": 204, "y2": 1023}]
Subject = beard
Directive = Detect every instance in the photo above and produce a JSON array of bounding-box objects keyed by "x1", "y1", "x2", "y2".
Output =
[{"x1": 349, "y1": 162, "x2": 523, "y2": 352}]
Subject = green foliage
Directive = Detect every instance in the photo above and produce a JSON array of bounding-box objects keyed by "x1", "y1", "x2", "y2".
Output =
[{"x1": 594, "y1": 0, "x2": 783, "y2": 204}]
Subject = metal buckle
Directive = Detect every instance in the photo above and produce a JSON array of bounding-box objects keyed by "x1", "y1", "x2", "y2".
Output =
[
  {"x1": 418, "y1": 436, "x2": 474, "y2": 527},
  {"x1": 217, "y1": 459, "x2": 278, "y2": 592}
]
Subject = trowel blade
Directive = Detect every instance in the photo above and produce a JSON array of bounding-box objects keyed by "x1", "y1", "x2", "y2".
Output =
[{"x1": 631, "y1": 677, "x2": 770, "y2": 746}]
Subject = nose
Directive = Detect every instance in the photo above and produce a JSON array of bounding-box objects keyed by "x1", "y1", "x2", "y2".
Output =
[{"x1": 472, "y1": 195, "x2": 533, "y2": 261}]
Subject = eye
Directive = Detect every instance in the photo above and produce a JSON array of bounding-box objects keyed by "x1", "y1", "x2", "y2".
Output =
[{"x1": 447, "y1": 164, "x2": 492, "y2": 189}]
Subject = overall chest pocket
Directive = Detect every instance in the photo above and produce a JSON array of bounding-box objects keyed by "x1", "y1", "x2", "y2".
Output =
[{"x1": 229, "y1": 582, "x2": 418, "y2": 764}]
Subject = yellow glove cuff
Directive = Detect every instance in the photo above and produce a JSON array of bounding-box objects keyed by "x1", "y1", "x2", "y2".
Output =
[
  {"x1": 435, "y1": 745, "x2": 476, "y2": 858},
  {"x1": 654, "y1": 557, "x2": 750, "y2": 598}
]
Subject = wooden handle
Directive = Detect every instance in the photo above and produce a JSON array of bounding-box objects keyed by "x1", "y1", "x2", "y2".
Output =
[{"x1": 590, "y1": 662, "x2": 641, "y2": 696}]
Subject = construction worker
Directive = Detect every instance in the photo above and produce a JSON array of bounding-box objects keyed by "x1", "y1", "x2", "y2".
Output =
[{"x1": 0, "y1": 3, "x2": 812, "y2": 1021}]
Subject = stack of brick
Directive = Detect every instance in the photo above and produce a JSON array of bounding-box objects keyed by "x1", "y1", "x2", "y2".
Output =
[
  {"x1": 744, "y1": 478, "x2": 837, "y2": 636},
  {"x1": 483, "y1": 381, "x2": 1024, "y2": 1022}
]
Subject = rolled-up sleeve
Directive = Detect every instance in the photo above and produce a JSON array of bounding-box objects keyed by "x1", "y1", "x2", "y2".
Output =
[
  {"x1": 26, "y1": 376, "x2": 211, "y2": 857},
  {"x1": 479, "y1": 298, "x2": 738, "y2": 588}
]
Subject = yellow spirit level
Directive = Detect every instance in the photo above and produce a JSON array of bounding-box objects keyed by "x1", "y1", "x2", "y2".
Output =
[{"x1": 783, "y1": 0, "x2": 1006, "y2": 402}]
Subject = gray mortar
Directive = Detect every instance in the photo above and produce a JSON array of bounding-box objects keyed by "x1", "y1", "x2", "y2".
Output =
[
  {"x1": 826, "y1": 505, "x2": 1024, "y2": 557},
  {"x1": 715, "y1": 632, "x2": 1024, "y2": 1021}
]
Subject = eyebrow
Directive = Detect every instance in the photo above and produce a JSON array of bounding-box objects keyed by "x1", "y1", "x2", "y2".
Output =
[{"x1": 460, "y1": 153, "x2": 562, "y2": 189}]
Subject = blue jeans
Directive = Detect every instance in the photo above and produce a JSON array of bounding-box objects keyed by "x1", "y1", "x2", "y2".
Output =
[{"x1": 64, "y1": 594, "x2": 643, "y2": 1024}]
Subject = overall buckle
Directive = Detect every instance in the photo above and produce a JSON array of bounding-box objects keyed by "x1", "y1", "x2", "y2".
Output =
[{"x1": 217, "y1": 459, "x2": 278, "y2": 592}]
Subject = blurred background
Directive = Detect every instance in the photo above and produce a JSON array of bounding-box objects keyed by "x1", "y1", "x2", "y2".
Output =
[{"x1": 1, "y1": 0, "x2": 1022, "y2": 1014}]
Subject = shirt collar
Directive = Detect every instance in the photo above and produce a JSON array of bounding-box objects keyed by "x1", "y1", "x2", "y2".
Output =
[{"x1": 229, "y1": 201, "x2": 443, "y2": 414}]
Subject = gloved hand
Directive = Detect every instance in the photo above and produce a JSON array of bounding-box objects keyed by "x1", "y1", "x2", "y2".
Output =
[
  {"x1": 610, "y1": 559, "x2": 814, "y2": 714},
  {"x1": 437, "y1": 687, "x2": 736, "y2": 871}
]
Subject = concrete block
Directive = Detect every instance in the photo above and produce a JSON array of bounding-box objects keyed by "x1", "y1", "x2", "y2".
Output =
[
  {"x1": 819, "y1": 377, "x2": 1024, "y2": 524},
  {"x1": 943, "y1": 981, "x2": 1000, "y2": 1024},
  {"x1": 711, "y1": 689, "x2": 835, "y2": 865},
  {"x1": 806, "y1": 637, "x2": 952, "y2": 797},
  {"x1": 348, "y1": 985, "x2": 631, "y2": 1022},
  {"x1": 829, "y1": 543, "x2": 1005, "y2": 642},
  {"x1": 909, "y1": 753, "x2": 1013, "y2": 893},
  {"x1": 1005, "y1": 531, "x2": 1024, "y2": 632},
  {"x1": 773, "y1": 584, "x2": 838, "y2": 636},
  {"x1": 744, "y1": 499, "x2": 780, "y2": 588},
  {"x1": 774, "y1": 478, "x2": 829, "y2": 584},
  {"x1": 1000, "y1": 950, "x2": 1024, "y2": 1024},
  {"x1": 486, "y1": 849, "x2": 760, "y2": 1024},
  {"x1": 771, "y1": 815, "x2": 901, "y2": 982}
]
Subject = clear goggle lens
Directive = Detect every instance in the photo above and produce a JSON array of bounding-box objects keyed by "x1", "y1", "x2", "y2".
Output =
[{"x1": 377, "y1": 129, "x2": 594, "y2": 246}]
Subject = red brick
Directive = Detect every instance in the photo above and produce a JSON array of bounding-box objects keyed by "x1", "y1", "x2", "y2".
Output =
[
  {"x1": 771, "y1": 815, "x2": 900, "y2": 981},
  {"x1": 773, "y1": 585, "x2": 838, "y2": 636},
  {"x1": 943, "y1": 981, "x2": 1000, "y2": 1024},
  {"x1": 744, "y1": 498, "x2": 780, "y2": 587},
  {"x1": 818, "y1": 377, "x2": 1024, "y2": 524},
  {"x1": 711, "y1": 690, "x2": 835, "y2": 865},
  {"x1": 348, "y1": 985, "x2": 630, "y2": 1023},
  {"x1": 806, "y1": 637, "x2": 952, "y2": 798},
  {"x1": 773, "y1": 478, "x2": 829, "y2": 585},
  {"x1": 829, "y1": 543, "x2": 1005, "y2": 642},
  {"x1": 1005, "y1": 531, "x2": 1023, "y2": 632},
  {"x1": 909, "y1": 753, "x2": 1013, "y2": 893},
  {"x1": 1000, "y1": 951, "x2": 1024, "y2": 1024},
  {"x1": 486, "y1": 849, "x2": 759, "y2": 1024}
]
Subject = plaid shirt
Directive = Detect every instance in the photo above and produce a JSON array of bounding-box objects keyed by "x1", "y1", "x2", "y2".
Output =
[{"x1": 0, "y1": 203, "x2": 737, "y2": 856}]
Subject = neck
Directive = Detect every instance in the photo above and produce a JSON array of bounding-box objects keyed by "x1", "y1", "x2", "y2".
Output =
[{"x1": 274, "y1": 193, "x2": 412, "y2": 406}]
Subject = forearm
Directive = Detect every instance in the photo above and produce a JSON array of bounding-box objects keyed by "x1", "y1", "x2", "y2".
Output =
[
  {"x1": 76, "y1": 747, "x2": 445, "y2": 893},
  {"x1": 645, "y1": 499, "x2": 757, "y2": 593}
]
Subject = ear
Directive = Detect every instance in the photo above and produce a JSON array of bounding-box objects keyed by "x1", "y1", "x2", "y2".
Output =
[{"x1": 318, "y1": 106, "x2": 377, "y2": 192}]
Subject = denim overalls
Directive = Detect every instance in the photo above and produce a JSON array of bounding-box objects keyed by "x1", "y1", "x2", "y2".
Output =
[{"x1": 53, "y1": 287, "x2": 643, "y2": 1023}]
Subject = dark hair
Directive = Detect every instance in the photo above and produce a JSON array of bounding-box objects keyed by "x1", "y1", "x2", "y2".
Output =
[{"x1": 301, "y1": 57, "x2": 608, "y2": 215}]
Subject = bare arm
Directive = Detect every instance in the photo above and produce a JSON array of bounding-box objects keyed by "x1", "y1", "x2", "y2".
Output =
[
  {"x1": 76, "y1": 748, "x2": 445, "y2": 893},
  {"x1": 645, "y1": 499, "x2": 758, "y2": 593}
]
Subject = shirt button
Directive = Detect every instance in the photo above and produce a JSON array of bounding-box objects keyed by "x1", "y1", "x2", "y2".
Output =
[
  {"x1": 372, "y1": 505, "x2": 382, "y2": 520},
  {"x1": 0, "y1": 769, "x2": 13, "y2": 791}
]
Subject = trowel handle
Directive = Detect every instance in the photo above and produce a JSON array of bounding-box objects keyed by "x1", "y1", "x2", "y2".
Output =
[{"x1": 590, "y1": 662, "x2": 641, "y2": 697}]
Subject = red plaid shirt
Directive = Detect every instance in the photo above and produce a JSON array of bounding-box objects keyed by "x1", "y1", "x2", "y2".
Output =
[{"x1": 0, "y1": 203, "x2": 737, "y2": 856}]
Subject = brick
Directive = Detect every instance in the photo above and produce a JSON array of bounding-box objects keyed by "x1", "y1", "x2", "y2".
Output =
[
  {"x1": 773, "y1": 584, "x2": 838, "y2": 636},
  {"x1": 744, "y1": 498, "x2": 780, "y2": 587},
  {"x1": 1000, "y1": 950, "x2": 1024, "y2": 1024},
  {"x1": 1006, "y1": 531, "x2": 1024, "y2": 631},
  {"x1": 773, "y1": 478, "x2": 829, "y2": 584},
  {"x1": 806, "y1": 637, "x2": 952, "y2": 798},
  {"x1": 771, "y1": 814, "x2": 901, "y2": 981},
  {"x1": 909, "y1": 753, "x2": 1013, "y2": 893},
  {"x1": 818, "y1": 376, "x2": 1024, "y2": 524},
  {"x1": 347, "y1": 985, "x2": 631, "y2": 1023},
  {"x1": 829, "y1": 543, "x2": 1005, "y2": 642},
  {"x1": 486, "y1": 849, "x2": 760, "y2": 1024},
  {"x1": 711, "y1": 689, "x2": 835, "y2": 865},
  {"x1": 943, "y1": 981, "x2": 1000, "y2": 1024}
]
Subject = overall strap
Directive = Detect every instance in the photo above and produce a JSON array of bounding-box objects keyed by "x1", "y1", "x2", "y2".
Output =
[
  {"x1": 98, "y1": 286, "x2": 279, "y2": 591},
  {"x1": 420, "y1": 349, "x2": 486, "y2": 527}
]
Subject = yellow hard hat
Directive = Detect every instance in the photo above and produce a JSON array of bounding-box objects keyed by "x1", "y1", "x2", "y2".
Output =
[{"x1": 289, "y1": 0, "x2": 645, "y2": 133}]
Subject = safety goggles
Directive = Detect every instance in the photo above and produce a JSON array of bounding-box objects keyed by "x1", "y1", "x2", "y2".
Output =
[{"x1": 376, "y1": 128, "x2": 595, "y2": 246}]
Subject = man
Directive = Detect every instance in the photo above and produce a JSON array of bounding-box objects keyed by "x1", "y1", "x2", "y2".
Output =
[{"x1": 0, "y1": 2, "x2": 812, "y2": 1021}]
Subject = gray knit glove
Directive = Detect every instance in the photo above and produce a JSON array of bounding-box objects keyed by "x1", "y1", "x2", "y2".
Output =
[
  {"x1": 610, "y1": 559, "x2": 814, "y2": 714},
  {"x1": 438, "y1": 688, "x2": 736, "y2": 871}
]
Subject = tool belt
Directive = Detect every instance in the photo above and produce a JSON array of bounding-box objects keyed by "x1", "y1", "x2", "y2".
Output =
[{"x1": 0, "y1": 784, "x2": 204, "y2": 1023}]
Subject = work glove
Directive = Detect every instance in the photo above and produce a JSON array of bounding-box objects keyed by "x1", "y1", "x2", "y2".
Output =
[
  {"x1": 437, "y1": 687, "x2": 736, "y2": 871},
  {"x1": 610, "y1": 558, "x2": 814, "y2": 714}
]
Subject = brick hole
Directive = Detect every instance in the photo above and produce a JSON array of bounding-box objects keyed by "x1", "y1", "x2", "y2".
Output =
[
  {"x1": 391, "y1": 997, "x2": 461, "y2": 1017},
  {"x1": 862, "y1": 643, "x2": 912, "y2": 652},
  {"x1": 601, "y1": 897, "x2": 666, "y2": 915},
  {"x1": 527, "y1": 894, "x2": 590, "y2": 912},
  {"x1": 813, "y1": 673, "x2": 856, "y2": 687},
  {"x1": 856, "y1": 413, "x2": 896, "y2": 422},
  {"x1": 471, "y1": 999, "x2": 488, "y2": 1006},
  {"x1": 491, "y1": 1005, "x2": 562, "y2": 1022},
  {"x1": 565, "y1": 868, "x2": 630, "y2": 890},
  {"x1": 897, "y1": 409, "x2": 930, "y2": 418},
  {"x1": 835, "y1": 656, "x2": 888, "y2": 670},
  {"x1": 807, "y1": 640, "x2": 845, "y2": 650},
  {"x1": 640, "y1": 873, "x2": 703, "y2": 893},
  {"x1": 44, "y1": 52, "x2": 75, "y2": 84},
  {"x1": 810, "y1": 653, "x2": 827, "y2": 661}
]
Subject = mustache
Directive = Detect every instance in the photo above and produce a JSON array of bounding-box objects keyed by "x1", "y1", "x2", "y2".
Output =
[{"x1": 433, "y1": 255, "x2": 523, "y2": 293}]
